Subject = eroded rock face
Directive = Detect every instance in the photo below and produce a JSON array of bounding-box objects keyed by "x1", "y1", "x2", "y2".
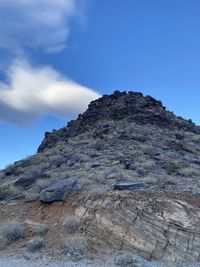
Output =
[
  {"x1": 75, "y1": 192, "x2": 200, "y2": 261},
  {"x1": 39, "y1": 178, "x2": 80, "y2": 203}
]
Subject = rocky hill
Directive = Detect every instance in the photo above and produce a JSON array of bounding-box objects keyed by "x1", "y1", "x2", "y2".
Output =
[{"x1": 1, "y1": 91, "x2": 200, "y2": 265}]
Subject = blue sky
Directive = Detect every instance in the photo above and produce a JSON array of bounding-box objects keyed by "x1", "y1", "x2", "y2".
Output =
[{"x1": 1, "y1": 0, "x2": 200, "y2": 169}]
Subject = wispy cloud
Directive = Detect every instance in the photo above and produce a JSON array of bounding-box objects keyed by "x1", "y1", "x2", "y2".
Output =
[
  {"x1": 0, "y1": 0, "x2": 81, "y2": 53},
  {"x1": 0, "y1": 0, "x2": 100, "y2": 127},
  {"x1": 0, "y1": 60, "x2": 100, "y2": 127}
]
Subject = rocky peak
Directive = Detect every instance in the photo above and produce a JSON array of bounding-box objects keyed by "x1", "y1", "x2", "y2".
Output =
[
  {"x1": 2, "y1": 91, "x2": 200, "y2": 263},
  {"x1": 38, "y1": 90, "x2": 199, "y2": 152}
]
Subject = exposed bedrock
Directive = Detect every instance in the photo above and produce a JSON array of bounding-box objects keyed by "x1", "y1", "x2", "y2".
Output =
[{"x1": 75, "y1": 192, "x2": 200, "y2": 261}]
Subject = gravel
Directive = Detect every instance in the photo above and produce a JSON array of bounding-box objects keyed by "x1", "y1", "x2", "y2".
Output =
[{"x1": 1, "y1": 257, "x2": 200, "y2": 267}]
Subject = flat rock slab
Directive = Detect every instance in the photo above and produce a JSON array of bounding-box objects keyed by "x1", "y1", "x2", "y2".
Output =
[
  {"x1": 39, "y1": 178, "x2": 80, "y2": 203},
  {"x1": 14, "y1": 176, "x2": 37, "y2": 188},
  {"x1": 114, "y1": 181, "x2": 152, "y2": 191}
]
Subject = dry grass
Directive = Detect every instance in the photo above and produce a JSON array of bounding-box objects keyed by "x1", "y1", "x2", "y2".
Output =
[
  {"x1": 0, "y1": 183, "x2": 20, "y2": 200},
  {"x1": 24, "y1": 192, "x2": 39, "y2": 202}
]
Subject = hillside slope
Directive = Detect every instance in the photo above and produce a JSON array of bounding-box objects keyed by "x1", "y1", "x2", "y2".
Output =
[{"x1": 1, "y1": 91, "x2": 200, "y2": 264}]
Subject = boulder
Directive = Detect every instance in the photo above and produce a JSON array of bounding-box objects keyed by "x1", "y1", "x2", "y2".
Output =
[
  {"x1": 14, "y1": 176, "x2": 37, "y2": 188},
  {"x1": 91, "y1": 160, "x2": 101, "y2": 168},
  {"x1": 54, "y1": 156, "x2": 80, "y2": 168},
  {"x1": 39, "y1": 178, "x2": 80, "y2": 203},
  {"x1": 114, "y1": 181, "x2": 151, "y2": 191}
]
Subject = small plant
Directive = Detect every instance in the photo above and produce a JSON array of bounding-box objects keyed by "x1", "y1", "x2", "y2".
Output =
[
  {"x1": 27, "y1": 237, "x2": 45, "y2": 252},
  {"x1": 32, "y1": 224, "x2": 48, "y2": 236},
  {"x1": 35, "y1": 179, "x2": 51, "y2": 191},
  {"x1": 24, "y1": 192, "x2": 39, "y2": 203},
  {"x1": 92, "y1": 140, "x2": 103, "y2": 151},
  {"x1": 65, "y1": 236, "x2": 87, "y2": 259},
  {"x1": 161, "y1": 161, "x2": 178, "y2": 175},
  {"x1": 0, "y1": 236, "x2": 9, "y2": 250},
  {"x1": 0, "y1": 183, "x2": 19, "y2": 200},
  {"x1": 64, "y1": 216, "x2": 81, "y2": 234},
  {"x1": 114, "y1": 252, "x2": 136, "y2": 266},
  {"x1": 88, "y1": 186, "x2": 107, "y2": 200},
  {"x1": 0, "y1": 220, "x2": 24, "y2": 243},
  {"x1": 136, "y1": 167, "x2": 147, "y2": 176}
]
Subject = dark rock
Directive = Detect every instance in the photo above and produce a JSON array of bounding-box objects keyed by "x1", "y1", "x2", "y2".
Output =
[
  {"x1": 54, "y1": 156, "x2": 80, "y2": 168},
  {"x1": 54, "y1": 156, "x2": 68, "y2": 167},
  {"x1": 32, "y1": 173, "x2": 50, "y2": 180},
  {"x1": 67, "y1": 156, "x2": 80, "y2": 166},
  {"x1": 38, "y1": 91, "x2": 200, "y2": 152},
  {"x1": 14, "y1": 176, "x2": 37, "y2": 188},
  {"x1": 114, "y1": 181, "x2": 151, "y2": 191},
  {"x1": 91, "y1": 160, "x2": 101, "y2": 168},
  {"x1": 14, "y1": 173, "x2": 50, "y2": 188},
  {"x1": 39, "y1": 178, "x2": 80, "y2": 203}
]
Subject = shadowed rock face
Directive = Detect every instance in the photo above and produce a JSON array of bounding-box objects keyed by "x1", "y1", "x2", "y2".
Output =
[{"x1": 38, "y1": 91, "x2": 200, "y2": 152}]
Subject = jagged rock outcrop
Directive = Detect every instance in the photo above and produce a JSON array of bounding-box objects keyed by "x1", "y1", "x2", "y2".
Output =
[
  {"x1": 1, "y1": 90, "x2": 200, "y2": 263},
  {"x1": 38, "y1": 91, "x2": 200, "y2": 152}
]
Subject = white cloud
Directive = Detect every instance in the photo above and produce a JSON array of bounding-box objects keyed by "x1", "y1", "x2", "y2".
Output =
[
  {"x1": 0, "y1": 0, "x2": 100, "y2": 127},
  {"x1": 0, "y1": 60, "x2": 100, "y2": 127},
  {"x1": 0, "y1": 0, "x2": 82, "y2": 53}
]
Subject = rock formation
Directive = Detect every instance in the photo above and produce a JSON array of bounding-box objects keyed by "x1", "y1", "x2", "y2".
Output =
[{"x1": 1, "y1": 90, "x2": 200, "y2": 264}]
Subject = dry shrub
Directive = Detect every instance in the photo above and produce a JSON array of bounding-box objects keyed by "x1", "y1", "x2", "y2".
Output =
[
  {"x1": 27, "y1": 237, "x2": 45, "y2": 252},
  {"x1": 0, "y1": 183, "x2": 20, "y2": 200},
  {"x1": 24, "y1": 192, "x2": 39, "y2": 202},
  {"x1": 0, "y1": 220, "x2": 25, "y2": 243},
  {"x1": 64, "y1": 216, "x2": 81, "y2": 234},
  {"x1": 65, "y1": 236, "x2": 87, "y2": 258}
]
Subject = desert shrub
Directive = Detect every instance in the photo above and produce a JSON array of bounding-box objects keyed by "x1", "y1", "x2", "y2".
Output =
[
  {"x1": 35, "y1": 179, "x2": 51, "y2": 191},
  {"x1": 88, "y1": 186, "x2": 107, "y2": 200},
  {"x1": 24, "y1": 192, "x2": 39, "y2": 203},
  {"x1": 65, "y1": 236, "x2": 87, "y2": 258},
  {"x1": 91, "y1": 139, "x2": 103, "y2": 151},
  {"x1": 33, "y1": 225, "x2": 48, "y2": 236},
  {"x1": 0, "y1": 184, "x2": 19, "y2": 200},
  {"x1": 0, "y1": 236, "x2": 9, "y2": 250},
  {"x1": 27, "y1": 237, "x2": 45, "y2": 252},
  {"x1": 32, "y1": 224, "x2": 48, "y2": 236},
  {"x1": 141, "y1": 160, "x2": 156, "y2": 170},
  {"x1": 64, "y1": 216, "x2": 81, "y2": 234},
  {"x1": 136, "y1": 167, "x2": 147, "y2": 176},
  {"x1": 161, "y1": 161, "x2": 178, "y2": 175},
  {"x1": 0, "y1": 220, "x2": 24, "y2": 243},
  {"x1": 4, "y1": 164, "x2": 23, "y2": 176},
  {"x1": 178, "y1": 167, "x2": 198, "y2": 177},
  {"x1": 144, "y1": 146, "x2": 160, "y2": 158},
  {"x1": 114, "y1": 252, "x2": 136, "y2": 266}
]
